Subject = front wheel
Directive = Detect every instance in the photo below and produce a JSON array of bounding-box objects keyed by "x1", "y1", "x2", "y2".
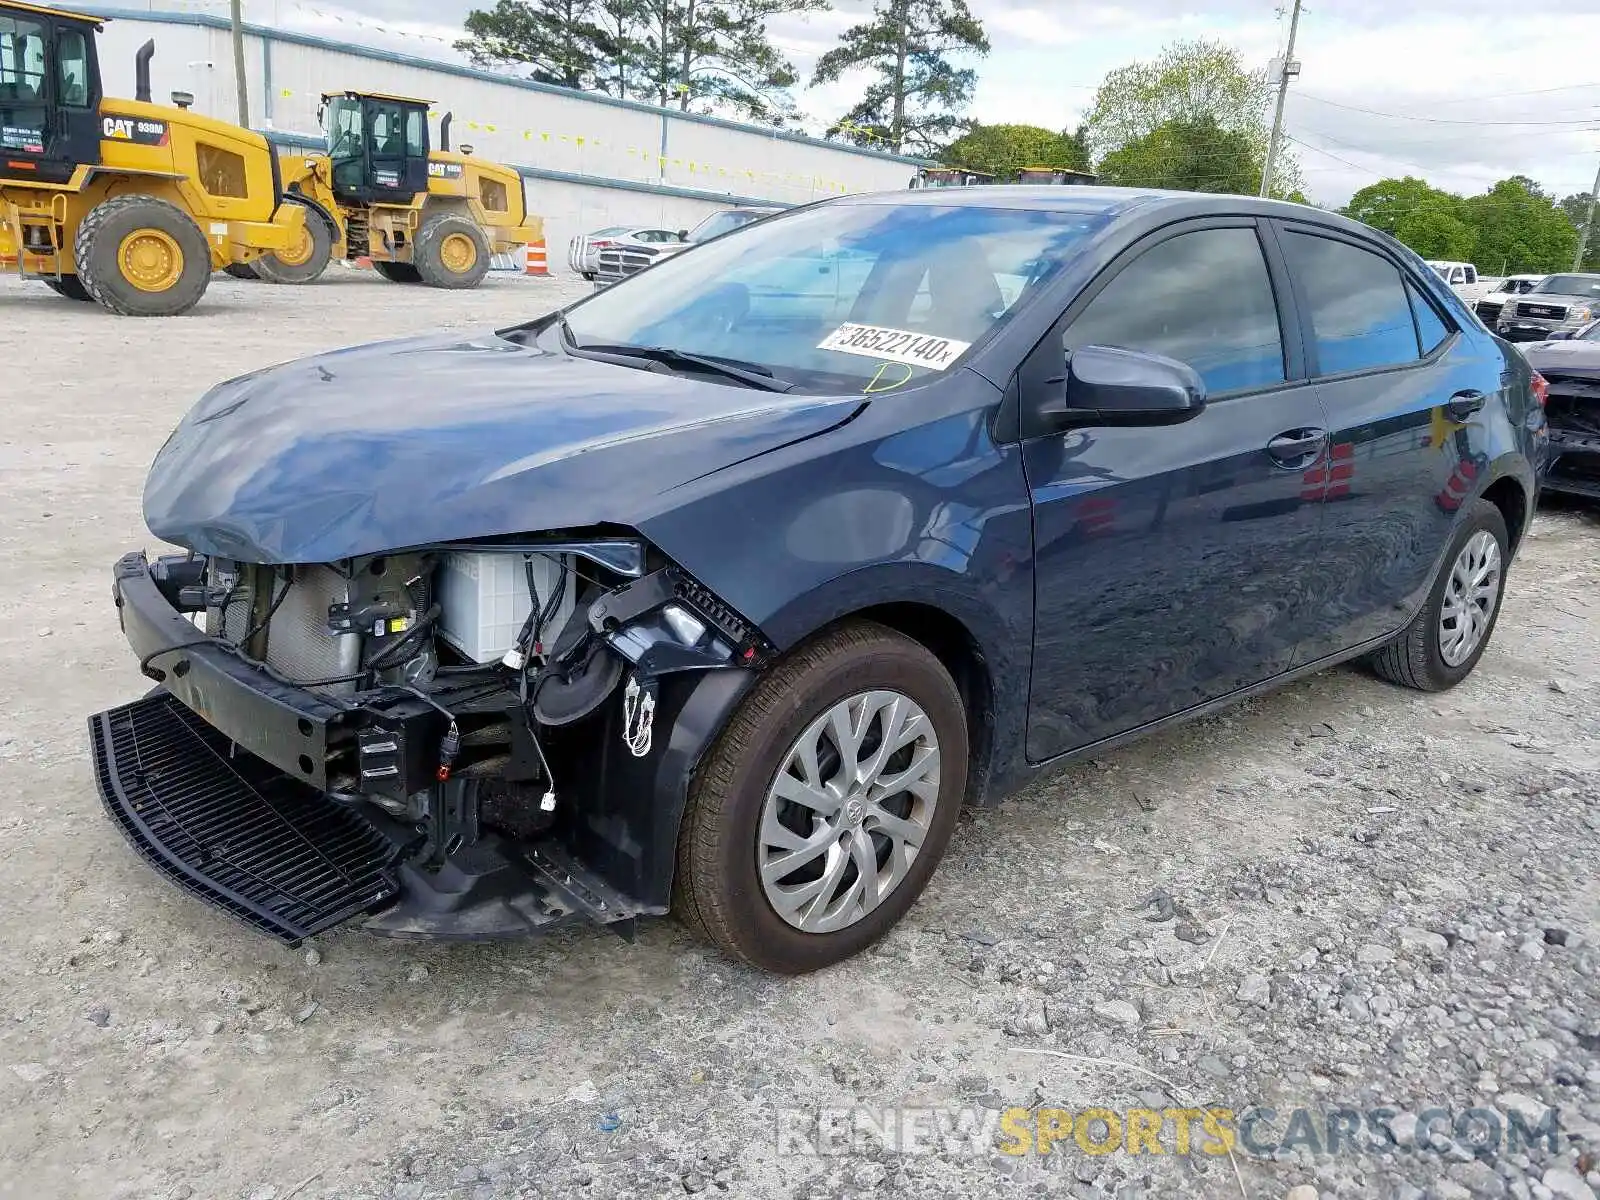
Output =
[
  {"x1": 73, "y1": 194, "x2": 212, "y2": 316},
  {"x1": 1366, "y1": 497, "x2": 1510, "y2": 691},
  {"x1": 251, "y1": 204, "x2": 333, "y2": 285},
  {"x1": 413, "y1": 213, "x2": 491, "y2": 289},
  {"x1": 675, "y1": 621, "x2": 968, "y2": 974}
]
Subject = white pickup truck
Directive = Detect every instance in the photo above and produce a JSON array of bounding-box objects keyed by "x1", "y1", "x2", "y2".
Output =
[{"x1": 1426, "y1": 260, "x2": 1498, "y2": 304}]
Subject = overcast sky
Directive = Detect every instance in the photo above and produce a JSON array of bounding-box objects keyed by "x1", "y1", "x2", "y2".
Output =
[{"x1": 247, "y1": 0, "x2": 1600, "y2": 207}]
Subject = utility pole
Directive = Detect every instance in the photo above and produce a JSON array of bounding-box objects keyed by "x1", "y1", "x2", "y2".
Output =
[
  {"x1": 1260, "y1": 0, "x2": 1303, "y2": 198},
  {"x1": 230, "y1": 0, "x2": 249, "y2": 126},
  {"x1": 1574, "y1": 155, "x2": 1600, "y2": 272}
]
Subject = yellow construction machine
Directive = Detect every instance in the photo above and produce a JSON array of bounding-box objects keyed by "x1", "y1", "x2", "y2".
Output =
[
  {"x1": 0, "y1": 1, "x2": 305, "y2": 315},
  {"x1": 233, "y1": 91, "x2": 541, "y2": 288}
]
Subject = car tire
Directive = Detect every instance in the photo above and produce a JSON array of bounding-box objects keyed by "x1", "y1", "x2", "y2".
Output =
[
  {"x1": 1366, "y1": 498, "x2": 1510, "y2": 691},
  {"x1": 674, "y1": 620, "x2": 968, "y2": 974}
]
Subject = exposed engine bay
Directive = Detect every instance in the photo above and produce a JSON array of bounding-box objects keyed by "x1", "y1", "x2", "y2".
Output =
[{"x1": 106, "y1": 538, "x2": 772, "y2": 943}]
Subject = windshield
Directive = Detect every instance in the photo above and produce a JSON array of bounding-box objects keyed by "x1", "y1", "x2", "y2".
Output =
[
  {"x1": 562, "y1": 200, "x2": 1108, "y2": 392},
  {"x1": 689, "y1": 210, "x2": 765, "y2": 242},
  {"x1": 1577, "y1": 319, "x2": 1600, "y2": 341},
  {"x1": 1535, "y1": 274, "x2": 1600, "y2": 298},
  {"x1": 324, "y1": 96, "x2": 362, "y2": 159}
]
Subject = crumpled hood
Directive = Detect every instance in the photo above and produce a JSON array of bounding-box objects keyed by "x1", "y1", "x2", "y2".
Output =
[
  {"x1": 143, "y1": 329, "x2": 860, "y2": 563},
  {"x1": 1523, "y1": 340, "x2": 1600, "y2": 371}
]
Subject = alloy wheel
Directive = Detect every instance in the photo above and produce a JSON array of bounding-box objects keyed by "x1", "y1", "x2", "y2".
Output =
[
  {"x1": 1438, "y1": 529, "x2": 1501, "y2": 667},
  {"x1": 757, "y1": 690, "x2": 941, "y2": 934}
]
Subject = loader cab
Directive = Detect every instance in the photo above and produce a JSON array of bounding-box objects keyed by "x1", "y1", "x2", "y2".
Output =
[
  {"x1": 320, "y1": 90, "x2": 429, "y2": 205},
  {"x1": 0, "y1": 1, "x2": 103, "y2": 185}
]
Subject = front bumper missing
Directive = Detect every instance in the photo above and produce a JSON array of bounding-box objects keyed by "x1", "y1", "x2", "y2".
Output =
[
  {"x1": 94, "y1": 551, "x2": 675, "y2": 945},
  {"x1": 1544, "y1": 425, "x2": 1600, "y2": 498}
]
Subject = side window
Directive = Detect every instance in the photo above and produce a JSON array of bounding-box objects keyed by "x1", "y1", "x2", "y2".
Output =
[
  {"x1": 1281, "y1": 231, "x2": 1419, "y2": 375},
  {"x1": 1407, "y1": 280, "x2": 1451, "y2": 355},
  {"x1": 56, "y1": 29, "x2": 88, "y2": 106},
  {"x1": 1062, "y1": 226, "x2": 1285, "y2": 395},
  {"x1": 1465, "y1": 266, "x2": 1477, "y2": 284},
  {"x1": 404, "y1": 108, "x2": 425, "y2": 157}
]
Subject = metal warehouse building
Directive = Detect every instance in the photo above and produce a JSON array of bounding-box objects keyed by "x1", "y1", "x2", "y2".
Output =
[{"x1": 78, "y1": 5, "x2": 926, "y2": 274}]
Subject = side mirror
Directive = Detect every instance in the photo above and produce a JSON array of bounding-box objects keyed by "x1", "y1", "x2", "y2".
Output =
[
  {"x1": 1040, "y1": 345, "x2": 1207, "y2": 428},
  {"x1": 677, "y1": 229, "x2": 689, "y2": 241},
  {"x1": 1545, "y1": 330, "x2": 1572, "y2": 341}
]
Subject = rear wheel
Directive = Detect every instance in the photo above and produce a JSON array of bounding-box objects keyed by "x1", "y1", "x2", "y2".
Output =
[
  {"x1": 74, "y1": 194, "x2": 211, "y2": 316},
  {"x1": 251, "y1": 201, "x2": 334, "y2": 285},
  {"x1": 373, "y1": 261, "x2": 422, "y2": 284},
  {"x1": 1367, "y1": 498, "x2": 1510, "y2": 691},
  {"x1": 44, "y1": 276, "x2": 93, "y2": 301},
  {"x1": 675, "y1": 621, "x2": 968, "y2": 974},
  {"x1": 414, "y1": 213, "x2": 491, "y2": 289}
]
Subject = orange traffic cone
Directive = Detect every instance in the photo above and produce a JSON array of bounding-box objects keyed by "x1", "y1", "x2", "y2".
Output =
[{"x1": 524, "y1": 238, "x2": 549, "y2": 277}]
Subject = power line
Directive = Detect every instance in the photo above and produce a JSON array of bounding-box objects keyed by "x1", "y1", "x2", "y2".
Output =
[{"x1": 1294, "y1": 91, "x2": 1600, "y2": 127}]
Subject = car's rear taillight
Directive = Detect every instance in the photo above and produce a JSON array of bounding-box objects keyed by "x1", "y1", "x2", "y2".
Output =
[
  {"x1": 1530, "y1": 371, "x2": 1548, "y2": 407},
  {"x1": 591, "y1": 240, "x2": 616, "y2": 249}
]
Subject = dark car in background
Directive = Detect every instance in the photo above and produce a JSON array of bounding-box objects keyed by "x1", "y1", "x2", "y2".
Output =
[
  {"x1": 93, "y1": 187, "x2": 1544, "y2": 975},
  {"x1": 1522, "y1": 321, "x2": 1600, "y2": 500},
  {"x1": 1496, "y1": 272, "x2": 1600, "y2": 341}
]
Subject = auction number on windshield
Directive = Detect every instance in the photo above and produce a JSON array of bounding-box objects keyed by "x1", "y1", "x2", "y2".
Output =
[{"x1": 817, "y1": 323, "x2": 971, "y2": 371}]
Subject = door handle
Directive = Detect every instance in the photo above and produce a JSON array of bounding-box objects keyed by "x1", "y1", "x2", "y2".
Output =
[
  {"x1": 1265, "y1": 428, "x2": 1328, "y2": 468},
  {"x1": 1446, "y1": 389, "x2": 1486, "y2": 420}
]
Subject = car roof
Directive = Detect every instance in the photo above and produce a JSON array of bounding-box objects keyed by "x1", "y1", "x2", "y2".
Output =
[{"x1": 833, "y1": 185, "x2": 1388, "y2": 239}]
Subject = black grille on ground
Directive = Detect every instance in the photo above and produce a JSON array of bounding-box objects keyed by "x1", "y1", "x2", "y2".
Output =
[{"x1": 89, "y1": 692, "x2": 399, "y2": 945}]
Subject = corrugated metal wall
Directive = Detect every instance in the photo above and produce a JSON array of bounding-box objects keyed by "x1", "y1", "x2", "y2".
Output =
[{"x1": 84, "y1": 8, "x2": 925, "y2": 275}]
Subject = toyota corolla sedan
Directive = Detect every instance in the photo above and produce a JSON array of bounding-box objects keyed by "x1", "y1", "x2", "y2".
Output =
[{"x1": 93, "y1": 188, "x2": 1545, "y2": 974}]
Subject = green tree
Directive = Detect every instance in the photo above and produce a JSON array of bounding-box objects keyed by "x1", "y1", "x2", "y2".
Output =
[
  {"x1": 813, "y1": 0, "x2": 990, "y2": 154},
  {"x1": 1464, "y1": 176, "x2": 1579, "y2": 274},
  {"x1": 1095, "y1": 117, "x2": 1261, "y2": 194},
  {"x1": 458, "y1": 0, "x2": 820, "y2": 122},
  {"x1": 1083, "y1": 39, "x2": 1297, "y2": 194},
  {"x1": 1342, "y1": 176, "x2": 1464, "y2": 238},
  {"x1": 1393, "y1": 200, "x2": 1476, "y2": 261},
  {"x1": 456, "y1": 0, "x2": 603, "y2": 89},
  {"x1": 939, "y1": 123, "x2": 1088, "y2": 178}
]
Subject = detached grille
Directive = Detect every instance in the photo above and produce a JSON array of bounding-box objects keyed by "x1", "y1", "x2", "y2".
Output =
[{"x1": 89, "y1": 692, "x2": 398, "y2": 945}]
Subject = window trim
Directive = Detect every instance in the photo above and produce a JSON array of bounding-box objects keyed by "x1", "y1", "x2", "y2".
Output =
[{"x1": 1270, "y1": 219, "x2": 1460, "y2": 384}]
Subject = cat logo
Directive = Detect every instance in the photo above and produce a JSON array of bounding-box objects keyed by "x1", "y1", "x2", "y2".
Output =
[
  {"x1": 101, "y1": 116, "x2": 169, "y2": 146},
  {"x1": 427, "y1": 161, "x2": 463, "y2": 180}
]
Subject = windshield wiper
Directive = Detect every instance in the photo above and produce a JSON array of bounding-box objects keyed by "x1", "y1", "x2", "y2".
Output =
[{"x1": 564, "y1": 332, "x2": 795, "y2": 393}]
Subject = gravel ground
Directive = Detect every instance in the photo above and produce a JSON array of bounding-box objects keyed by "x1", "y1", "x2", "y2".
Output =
[{"x1": 1, "y1": 270, "x2": 1598, "y2": 1200}]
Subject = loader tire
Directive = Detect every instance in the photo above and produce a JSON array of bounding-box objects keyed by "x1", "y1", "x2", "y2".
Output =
[
  {"x1": 373, "y1": 261, "x2": 422, "y2": 284},
  {"x1": 44, "y1": 276, "x2": 93, "y2": 301},
  {"x1": 223, "y1": 263, "x2": 259, "y2": 280},
  {"x1": 251, "y1": 199, "x2": 333, "y2": 285},
  {"x1": 414, "y1": 213, "x2": 491, "y2": 289},
  {"x1": 74, "y1": 194, "x2": 211, "y2": 316}
]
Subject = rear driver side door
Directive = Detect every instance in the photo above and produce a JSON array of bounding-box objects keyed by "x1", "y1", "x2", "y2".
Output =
[{"x1": 1020, "y1": 218, "x2": 1331, "y2": 761}]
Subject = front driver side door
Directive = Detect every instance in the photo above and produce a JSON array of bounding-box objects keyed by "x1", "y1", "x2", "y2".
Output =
[{"x1": 1020, "y1": 218, "x2": 1331, "y2": 761}]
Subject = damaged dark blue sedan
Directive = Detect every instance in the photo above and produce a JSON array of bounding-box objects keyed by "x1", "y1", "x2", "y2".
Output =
[{"x1": 94, "y1": 187, "x2": 1546, "y2": 973}]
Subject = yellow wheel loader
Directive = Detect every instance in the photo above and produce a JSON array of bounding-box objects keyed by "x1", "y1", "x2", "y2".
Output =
[
  {"x1": 0, "y1": 1, "x2": 305, "y2": 315},
  {"x1": 235, "y1": 91, "x2": 541, "y2": 288}
]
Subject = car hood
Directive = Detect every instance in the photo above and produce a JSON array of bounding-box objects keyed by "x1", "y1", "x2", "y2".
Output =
[
  {"x1": 1513, "y1": 293, "x2": 1596, "y2": 307},
  {"x1": 1524, "y1": 340, "x2": 1600, "y2": 372},
  {"x1": 143, "y1": 329, "x2": 861, "y2": 563}
]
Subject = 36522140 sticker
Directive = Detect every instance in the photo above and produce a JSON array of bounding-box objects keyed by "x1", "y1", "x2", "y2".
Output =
[{"x1": 817, "y1": 323, "x2": 971, "y2": 371}]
